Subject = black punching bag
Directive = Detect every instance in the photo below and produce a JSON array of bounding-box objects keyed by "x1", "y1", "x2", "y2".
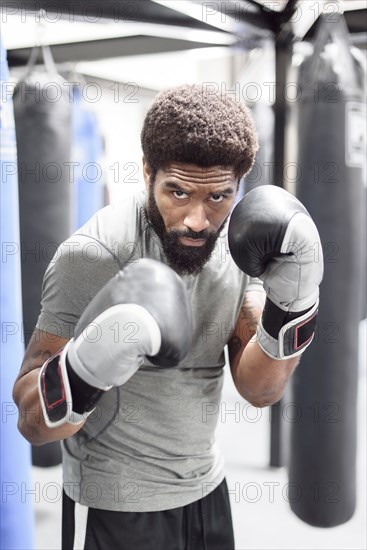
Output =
[
  {"x1": 14, "y1": 46, "x2": 72, "y2": 346},
  {"x1": 14, "y1": 46, "x2": 72, "y2": 467},
  {"x1": 289, "y1": 14, "x2": 366, "y2": 526}
]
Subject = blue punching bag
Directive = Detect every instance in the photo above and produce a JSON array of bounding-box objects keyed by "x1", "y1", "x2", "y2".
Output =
[
  {"x1": 71, "y1": 84, "x2": 105, "y2": 229},
  {"x1": 0, "y1": 39, "x2": 34, "y2": 550}
]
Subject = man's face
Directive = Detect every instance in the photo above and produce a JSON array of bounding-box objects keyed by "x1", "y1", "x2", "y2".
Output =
[{"x1": 143, "y1": 160, "x2": 238, "y2": 276}]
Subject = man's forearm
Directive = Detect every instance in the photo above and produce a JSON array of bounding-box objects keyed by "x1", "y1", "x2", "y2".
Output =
[
  {"x1": 14, "y1": 369, "x2": 85, "y2": 446},
  {"x1": 232, "y1": 339, "x2": 299, "y2": 408}
]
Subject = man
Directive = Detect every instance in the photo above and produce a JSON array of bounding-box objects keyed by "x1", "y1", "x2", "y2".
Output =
[{"x1": 13, "y1": 84, "x2": 323, "y2": 549}]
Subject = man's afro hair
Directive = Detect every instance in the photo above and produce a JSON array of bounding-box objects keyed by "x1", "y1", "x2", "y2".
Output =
[{"x1": 141, "y1": 84, "x2": 259, "y2": 181}]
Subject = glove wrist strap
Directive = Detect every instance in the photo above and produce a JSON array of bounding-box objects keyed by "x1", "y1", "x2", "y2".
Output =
[
  {"x1": 38, "y1": 341, "x2": 104, "y2": 428},
  {"x1": 257, "y1": 298, "x2": 319, "y2": 360}
]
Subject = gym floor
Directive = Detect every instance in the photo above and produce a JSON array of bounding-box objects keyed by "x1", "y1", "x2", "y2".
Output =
[{"x1": 33, "y1": 321, "x2": 366, "y2": 550}]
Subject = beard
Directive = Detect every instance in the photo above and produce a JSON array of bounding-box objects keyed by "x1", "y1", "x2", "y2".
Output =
[{"x1": 146, "y1": 186, "x2": 227, "y2": 276}]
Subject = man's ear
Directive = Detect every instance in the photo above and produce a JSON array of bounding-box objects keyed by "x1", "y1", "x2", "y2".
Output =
[{"x1": 142, "y1": 157, "x2": 151, "y2": 191}]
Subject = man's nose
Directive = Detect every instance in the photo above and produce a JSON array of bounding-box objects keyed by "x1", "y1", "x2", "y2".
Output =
[{"x1": 183, "y1": 203, "x2": 210, "y2": 233}]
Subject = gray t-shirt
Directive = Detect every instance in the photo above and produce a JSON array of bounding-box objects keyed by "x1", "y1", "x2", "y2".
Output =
[{"x1": 36, "y1": 188, "x2": 260, "y2": 512}]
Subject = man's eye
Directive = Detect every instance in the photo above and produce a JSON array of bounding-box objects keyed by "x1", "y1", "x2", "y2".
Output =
[
  {"x1": 173, "y1": 190, "x2": 188, "y2": 200},
  {"x1": 210, "y1": 194, "x2": 224, "y2": 203}
]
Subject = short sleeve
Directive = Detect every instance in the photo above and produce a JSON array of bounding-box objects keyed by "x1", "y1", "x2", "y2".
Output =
[
  {"x1": 246, "y1": 276, "x2": 265, "y2": 293},
  {"x1": 36, "y1": 234, "x2": 121, "y2": 339}
]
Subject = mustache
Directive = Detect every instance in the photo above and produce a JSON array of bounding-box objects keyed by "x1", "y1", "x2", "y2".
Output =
[{"x1": 170, "y1": 229, "x2": 211, "y2": 240}]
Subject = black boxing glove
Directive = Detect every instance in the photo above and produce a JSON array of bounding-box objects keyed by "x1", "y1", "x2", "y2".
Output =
[
  {"x1": 38, "y1": 259, "x2": 192, "y2": 427},
  {"x1": 228, "y1": 185, "x2": 323, "y2": 360}
]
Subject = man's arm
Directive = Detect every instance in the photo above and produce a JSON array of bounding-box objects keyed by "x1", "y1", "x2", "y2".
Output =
[
  {"x1": 14, "y1": 260, "x2": 192, "y2": 445},
  {"x1": 228, "y1": 291, "x2": 299, "y2": 408},
  {"x1": 227, "y1": 186, "x2": 323, "y2": 408},
  {"x1": 13, "y1": 329, "x2": 85, "y2": 446}
]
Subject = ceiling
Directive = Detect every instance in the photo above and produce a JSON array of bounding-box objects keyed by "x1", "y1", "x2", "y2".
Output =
[{"x1": 2, "y1": 0, "x2": 366, "y2": 66}]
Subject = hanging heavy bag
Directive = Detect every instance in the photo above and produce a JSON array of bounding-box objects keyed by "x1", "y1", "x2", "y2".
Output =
[
  {"x1": 14, "y1": 45, "x2": 72, "y2": 346},
  {"x1": 290, "y1": 13, "x2": 366, "y2": 527},
  {"x1": 71, "y1": 82, "x2": 106, "y2": 229},
  {"x1": 13, "y1": 45, "x2": 72, "y2": 468}
]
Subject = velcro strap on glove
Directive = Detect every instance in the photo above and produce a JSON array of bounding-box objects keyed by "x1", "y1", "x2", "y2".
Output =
[
  {"x1": 38, "y1": 342, "x2": 89, "y2": 428},
  {"x1": 257, "y1": 299, "x2": 319, "y2": 360}
]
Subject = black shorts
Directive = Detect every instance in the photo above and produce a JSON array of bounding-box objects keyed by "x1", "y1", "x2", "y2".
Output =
[{"x1": 62, "y1": 478, "x2": 235, "y2": 550}]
